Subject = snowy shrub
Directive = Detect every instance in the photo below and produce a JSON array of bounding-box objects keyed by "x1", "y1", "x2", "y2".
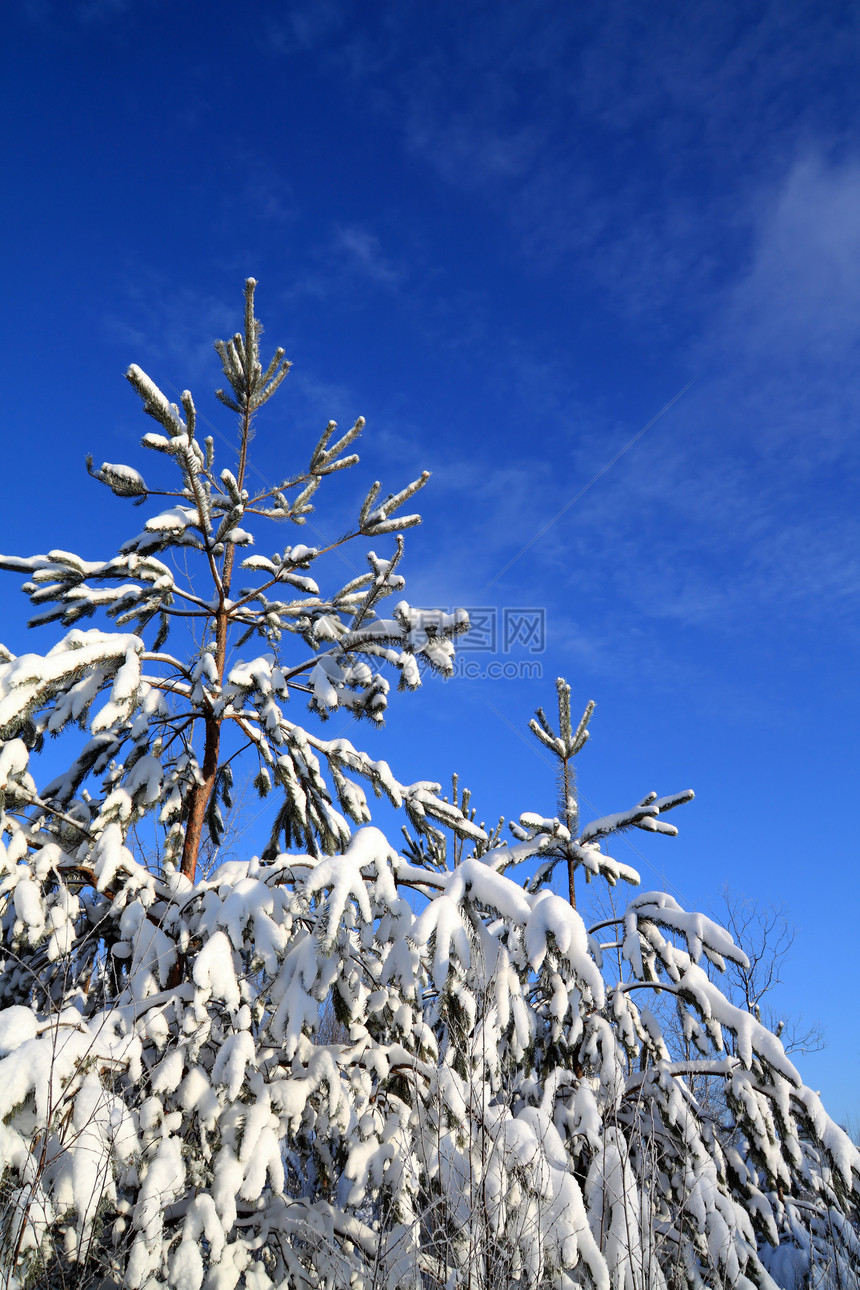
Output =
[{"x1": 0, "y1": 281, "x2": 857, "y2": 1290}]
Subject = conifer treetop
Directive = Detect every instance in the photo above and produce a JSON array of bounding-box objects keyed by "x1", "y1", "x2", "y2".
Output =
[{"x1": 0, "y1": 279, "x2": 475, "y2": 882}]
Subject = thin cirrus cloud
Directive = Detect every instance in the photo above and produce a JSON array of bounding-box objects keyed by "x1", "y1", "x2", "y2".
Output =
[
  {"x1": 590, "y1": 154, "x2": 860, "y2": 635},
  {"x1": 263, "y1": 0, "x2": 348, "y2": 57},
  {"x1": 692, "y1": 153, "x2": 860, "y2": 491},
  {"x1": 378, "y1": 4, "x2": 860, "y2": 322},
  {"x1": 419, "y1": 146, "x2": 860, "y2": 651},
  {"x1": 718, "y1": 154, "x2": 860, "y2": 367},
  {"x1": 333, "y1": 226, "x2": 404, "y2": 289}
]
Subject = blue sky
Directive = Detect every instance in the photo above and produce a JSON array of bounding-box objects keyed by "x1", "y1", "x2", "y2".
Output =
[{"x1": 3, "y1": 1, "x2": 858, "y2": 1118}]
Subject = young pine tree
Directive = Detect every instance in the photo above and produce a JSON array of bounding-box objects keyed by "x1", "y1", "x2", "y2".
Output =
[{"x1": 0, "y1": 283, "x2": 856, "y2": 1290}]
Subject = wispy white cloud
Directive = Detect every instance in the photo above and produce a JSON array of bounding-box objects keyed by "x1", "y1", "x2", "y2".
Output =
[
  {"x1": 719, "y1": 155, "x2": 860, "y2": 367},
  {"x1": 75, "y1": 0, "x2": 131, "y2": 22},
  {"x1": 405, "y1": 98, "x2": 545, "y2": 189},
  {"x1": 333, "y1": 225, "x2": 403, "y2": 288},
  {"x1": 257, "y1": 3, "x2": 860, "y2": 335},
  {"x1": 263, "y1": 0, "x2": 348, "y2": 56},
  {"x1": 475, "y1": 151, "x2": 860, "y2": 641},
  {"x1": 101, "y1": 276, "x2": 238, "y2": 385},
  {"x1": 347, "y1": 3, "x2": 860, "y2": 328},
  {"x1": 22, "y1": 0, "x2": 52, "y2": 23},
  {"x1": 23, "y1": 0, "x2": 138, "y2": 23}
]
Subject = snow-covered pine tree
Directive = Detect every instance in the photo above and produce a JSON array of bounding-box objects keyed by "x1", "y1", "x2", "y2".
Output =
[{"x1": 0, "y1": 283, "x2": 857, "y2": 1290}]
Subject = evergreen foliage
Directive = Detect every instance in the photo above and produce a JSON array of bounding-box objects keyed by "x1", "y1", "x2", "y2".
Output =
[{"x1": 0, "y1": 283, "x2": 857, "y2": 1290}]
